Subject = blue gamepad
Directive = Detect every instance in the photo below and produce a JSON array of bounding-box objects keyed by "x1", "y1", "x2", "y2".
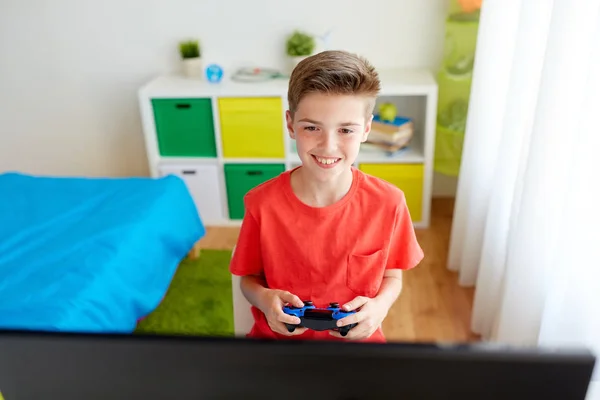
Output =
[{"x1": 282, "y1": 301, "x2": 358, "y2": 337}]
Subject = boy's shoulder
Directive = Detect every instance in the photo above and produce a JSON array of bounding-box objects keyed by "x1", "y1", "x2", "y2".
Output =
[{"x1": 243, "y1": 170, "x2": 288, "y2": 206}]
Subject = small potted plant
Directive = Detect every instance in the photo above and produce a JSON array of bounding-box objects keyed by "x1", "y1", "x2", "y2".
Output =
[
  {"x1": 286, "y1": 31, "x2": 316, "y2": 68},
  {"x1": 179, "y1": 39, "x2": 202, "y2": 79}
]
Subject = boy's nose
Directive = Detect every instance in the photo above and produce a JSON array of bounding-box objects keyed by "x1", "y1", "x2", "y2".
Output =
[{"x1": 319, "y1": 131, "x2": 338, "y2": 152}]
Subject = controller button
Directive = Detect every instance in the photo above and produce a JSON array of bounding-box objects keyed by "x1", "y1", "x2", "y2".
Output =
[
  {"x1": 304, "y1": 301, "x2": 313, "y2": 306},
  {"x1": 329, "y1": 302, "x2": 339, "y2": 308}
]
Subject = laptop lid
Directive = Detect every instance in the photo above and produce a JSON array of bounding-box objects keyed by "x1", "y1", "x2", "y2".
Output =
[{"x1": 0, "y1": 330, "x2": 595, "y2": 400}]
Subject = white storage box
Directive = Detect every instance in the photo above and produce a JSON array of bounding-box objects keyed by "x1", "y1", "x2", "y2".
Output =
[{"x1": 158, "y1": 163, "x2": 225, "y2": 225}]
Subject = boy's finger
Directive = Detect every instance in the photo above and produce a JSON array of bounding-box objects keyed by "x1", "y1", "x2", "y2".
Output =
[
  {"x1": 336, "y1": 311, "x2": 364, "y2": 327},
  {"x1": 280, "y1": 291, "x2": 304, "y2": 307},
  {"x1": 331, "y1": 326, "x2": 367, "y2": 340},
  {"x1": 277, "y1": 310, "x2": 301, "y2": 325},
  {"x1": 343, "y1": 296, "x2": 369, "y2": 311}
]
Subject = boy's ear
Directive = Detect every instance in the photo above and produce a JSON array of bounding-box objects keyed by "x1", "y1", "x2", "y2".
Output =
[
  {"x1": 361, "y1": 114, "x2": 374, "y2": 142},
  {"x1": 285, "y1": 110, "x2": 295, "y2": 139}
]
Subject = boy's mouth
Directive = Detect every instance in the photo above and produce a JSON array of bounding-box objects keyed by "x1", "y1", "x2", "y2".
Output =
[{"x1": 311, "y1": 155, "x2": 342, "y2": 167}]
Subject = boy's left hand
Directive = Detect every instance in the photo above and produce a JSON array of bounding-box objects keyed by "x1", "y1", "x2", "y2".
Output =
[{"x1": 329, "y1": 296, "x2": 388, "y2": 340}]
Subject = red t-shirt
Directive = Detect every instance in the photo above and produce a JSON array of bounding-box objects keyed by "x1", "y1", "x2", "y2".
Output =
[{"x1": 229, "y1": 166, "x2": 424, "y2": 343}]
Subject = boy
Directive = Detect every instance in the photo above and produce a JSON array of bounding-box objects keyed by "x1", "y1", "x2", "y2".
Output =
[{"x1": 229, "y1": 50, "x2": 423, "y2": 343}]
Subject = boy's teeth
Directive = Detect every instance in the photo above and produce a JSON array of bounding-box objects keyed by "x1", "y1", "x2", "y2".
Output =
[{"x1": 316, "y1": 157, "x2": 338, "y2": 165}]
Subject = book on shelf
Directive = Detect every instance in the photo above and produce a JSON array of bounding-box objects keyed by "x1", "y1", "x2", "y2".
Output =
[
  {"x1": 360, "y1": 142, "x2": 411, "y2": 157},
  {"x1": 366, "y1": 114, "x2": 414, "y2": 152}
]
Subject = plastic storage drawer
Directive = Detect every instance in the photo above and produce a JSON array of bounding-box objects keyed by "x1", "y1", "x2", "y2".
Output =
[
  {"x1": 152, "y1": 98, "x2": 217, "y2": 157},
  {"x1": 218, "y1": 97, "x2": 285, "y2": 158},
  {"x1": 224, "y1": 163, "x2": 285, "y2": 219},
  {"x1": 158, "y1": 163, "x2": 224, "y2": 225},
  {"x1": 358, "y1": 163, "x2": 424, "y2": 222}
]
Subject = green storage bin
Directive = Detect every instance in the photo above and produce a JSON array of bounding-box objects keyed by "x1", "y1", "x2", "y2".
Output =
[
  {"x1": 152, "y1": 98, "x2": 217, "y2": 157},
  {"x1": 224, "y1": 163, "x2": 285, "y2": 219}
]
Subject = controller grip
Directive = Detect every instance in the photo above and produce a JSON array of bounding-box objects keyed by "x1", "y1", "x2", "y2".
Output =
[
  {"x1": 339, "y1": 323, "x2": 358, "y2": 337},
  {"x1": 284, "y1": 323, "x2": 297, "y2": 333}
]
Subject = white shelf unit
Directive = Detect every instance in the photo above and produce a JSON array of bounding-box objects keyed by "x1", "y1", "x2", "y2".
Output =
[{"x1": 138, "y1": 68, "x2": 438, "y2": 228}]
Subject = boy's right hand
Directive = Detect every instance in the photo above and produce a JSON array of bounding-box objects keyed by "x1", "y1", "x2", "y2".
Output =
[{"x1": 261, "y1": 289, "x2": 308, "y2": 336}]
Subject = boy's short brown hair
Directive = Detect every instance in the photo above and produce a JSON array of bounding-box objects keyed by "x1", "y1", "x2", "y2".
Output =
[{"x1": 287, "y1": 50, "x2": 381, "y2": 119}]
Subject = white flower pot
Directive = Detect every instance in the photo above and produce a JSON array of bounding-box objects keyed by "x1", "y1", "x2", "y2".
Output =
[{"x1": 182, "y1": 57, "x2": 203, "y2": 79}]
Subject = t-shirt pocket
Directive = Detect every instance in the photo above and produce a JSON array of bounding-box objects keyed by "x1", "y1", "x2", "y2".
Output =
[{"x1": 346, "y1": 249, "x2": 386, "y2": 298}]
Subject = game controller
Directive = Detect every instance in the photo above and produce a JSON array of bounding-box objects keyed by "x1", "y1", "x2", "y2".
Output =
[{"x1": 282, "y1": 301, "x2": 358, "y2": 337}]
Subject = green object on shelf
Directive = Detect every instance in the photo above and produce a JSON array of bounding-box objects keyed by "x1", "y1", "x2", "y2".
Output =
[
  {"x1": 434, "y1": 9, "x2": 480, "y2": 176},
  {"x1": 378, "y1": 103, "x2": 397, "y2": 122},
  {"x1": 152, "y1": 98, "x2": 217, "y2": 157},
  {"x1": 224, "y1": 163, "x2": 285, "y2": 219},
  {"x1": 135, "y1": 249, "x2": 234, "y2": 337}
]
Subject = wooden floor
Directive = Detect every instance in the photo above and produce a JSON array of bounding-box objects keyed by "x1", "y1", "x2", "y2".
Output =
[{"x1": 196, "y1": 198, "x2": 480, "y2": 343}]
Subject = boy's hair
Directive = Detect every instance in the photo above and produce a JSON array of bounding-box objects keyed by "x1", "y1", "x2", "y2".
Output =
[{"x1": 287, "y1": 50, "x2": 381, "y2": 119}]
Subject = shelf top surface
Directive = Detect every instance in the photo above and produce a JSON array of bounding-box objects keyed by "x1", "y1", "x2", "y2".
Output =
[{"x1": 140, "y1": 67, "x2": 438, "y2": 98}]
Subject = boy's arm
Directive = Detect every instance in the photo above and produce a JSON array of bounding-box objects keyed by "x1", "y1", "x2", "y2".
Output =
[
  {"x1": 374, "y1": 269, "x2": 403, "y2": 310},
  {"x1": 230, "y1": 203, "x2": 305, "y2": 335},
  {"x1": 240, "y1": 274, "x2": 270, "y2": 310},
  {"x1": 240, "y1": 275, "x2": 304, "y2": 316}
]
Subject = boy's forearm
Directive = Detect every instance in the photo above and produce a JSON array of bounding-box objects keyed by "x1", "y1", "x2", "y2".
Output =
[
  {"x1": 374, "y1": 272, "x2": 403, "y2": 311},
  {"x1": 240, "y1": 275, "x2": 270, "y2": 313}
]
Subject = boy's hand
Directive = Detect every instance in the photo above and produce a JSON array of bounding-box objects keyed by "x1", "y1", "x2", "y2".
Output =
[
  {"x1": 261, "y1": 289, "x2": 308, "y2": 336},
  {"x1": 329, "y1": 296, "x2": 388, "y2": 340}
]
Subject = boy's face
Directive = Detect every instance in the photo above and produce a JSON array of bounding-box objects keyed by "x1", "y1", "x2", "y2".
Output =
[{"x1": 286, "y1": 93, "x2": 373, "y2": 183}]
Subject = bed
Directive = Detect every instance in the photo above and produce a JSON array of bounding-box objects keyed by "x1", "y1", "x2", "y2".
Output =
[{"x1": 0, "y1": 172, "x2": 205, "y2": 333}]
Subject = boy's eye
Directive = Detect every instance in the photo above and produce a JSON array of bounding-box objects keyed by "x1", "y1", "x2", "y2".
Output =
[
  {"x1": 304, "y1": 126, "x2": 318, "y2": 132},
  {"x1": 341, "y1": 128, "x2": 354, "y2": 134}
]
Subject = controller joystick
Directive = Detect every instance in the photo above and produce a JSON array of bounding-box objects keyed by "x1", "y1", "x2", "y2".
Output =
[{"x1": 282, "y1": 301, "x2": 358, "y2": 336}]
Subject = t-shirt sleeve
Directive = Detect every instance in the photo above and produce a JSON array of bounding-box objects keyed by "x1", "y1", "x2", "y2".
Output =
[
  {"x1": 386, "y1": 193, "x2": 424, "y2": 270},
  {"x1": 229, "y1": 202, "x2": 263, "y2": 277}
]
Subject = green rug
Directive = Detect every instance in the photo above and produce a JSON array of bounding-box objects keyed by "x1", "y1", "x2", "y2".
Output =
[{"x1": 135, "y1": 249, "x2": 234, "y2": 337}]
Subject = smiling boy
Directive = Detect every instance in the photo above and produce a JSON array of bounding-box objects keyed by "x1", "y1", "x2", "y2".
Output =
[{"x1": 229, "y1": 50, "x2": 424, "y2": 343}]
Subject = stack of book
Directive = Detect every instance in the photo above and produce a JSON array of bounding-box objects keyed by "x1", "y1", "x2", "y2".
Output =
[{"x1": 366, "y1": 115, "x2": 414, "y2": 153}]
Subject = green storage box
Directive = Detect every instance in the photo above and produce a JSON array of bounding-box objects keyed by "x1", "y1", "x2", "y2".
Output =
[
  {"x1": 152, "y1": 98, "x2": 217, "y2": 157},
  {"x1": 224, "y1": 163, "x2": 285, "y2": 219}
]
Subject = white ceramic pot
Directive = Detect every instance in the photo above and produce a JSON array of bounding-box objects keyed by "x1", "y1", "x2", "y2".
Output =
[{"x1": 182, "y1": 57, "x2": 203, "y2": 79}]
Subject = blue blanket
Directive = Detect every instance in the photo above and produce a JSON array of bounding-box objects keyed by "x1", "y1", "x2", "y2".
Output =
[{"x1": 0, "y1": 172, "x2": 205, "y2": 333}]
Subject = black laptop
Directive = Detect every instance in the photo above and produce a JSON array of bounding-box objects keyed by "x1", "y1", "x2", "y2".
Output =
[{"x1": 0, "y1": 330, "x2": 595, "y2": 399}]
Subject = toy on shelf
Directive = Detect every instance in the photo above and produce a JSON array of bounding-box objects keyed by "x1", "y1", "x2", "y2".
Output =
[
  {"x1": 365, "y1": 103, "x2": 414, "y2": 153},
  {"x1": 283, "y1": 301, "x2": 358, "y2": 337},
  {"x1": 379, "y1": 102, "x2": 397, "y2": 122},
  {"x1": 205, "y1": 64, "x2": 224, "y2": 83},
  {"x1": 231, "y1": 67, "x2": 288, "y2": 82}
]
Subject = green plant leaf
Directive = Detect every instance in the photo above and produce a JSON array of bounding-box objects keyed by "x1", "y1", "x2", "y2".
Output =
[
  {"x1": 179, "y1": 40, "x2": 201, "y2": 59},
  {"x1": 286, "y1": 30, "x2": 316, "y2": 56}
]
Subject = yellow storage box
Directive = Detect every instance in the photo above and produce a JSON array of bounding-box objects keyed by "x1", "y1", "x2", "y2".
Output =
[
  {"x1": 218, "y1": 97, "x2": 285, "y2": 158},
  {"x1": 359, "y1": 163, "x2": 424, "y2": 222}
]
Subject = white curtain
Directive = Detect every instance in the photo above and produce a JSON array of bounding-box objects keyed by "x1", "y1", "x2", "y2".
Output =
[{"x1": 447, "y1": 0, "x2": 600, "y2": 389}]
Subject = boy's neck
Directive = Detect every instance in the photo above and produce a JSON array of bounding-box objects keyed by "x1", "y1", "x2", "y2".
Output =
[{"x1": 291, "y1": 167, "x2": 354, "y2": 208}]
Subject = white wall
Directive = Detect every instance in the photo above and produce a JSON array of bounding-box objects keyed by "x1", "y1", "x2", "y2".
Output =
[{"x1": 0, "y1": 0, "x2": 449, "y2": 178}]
